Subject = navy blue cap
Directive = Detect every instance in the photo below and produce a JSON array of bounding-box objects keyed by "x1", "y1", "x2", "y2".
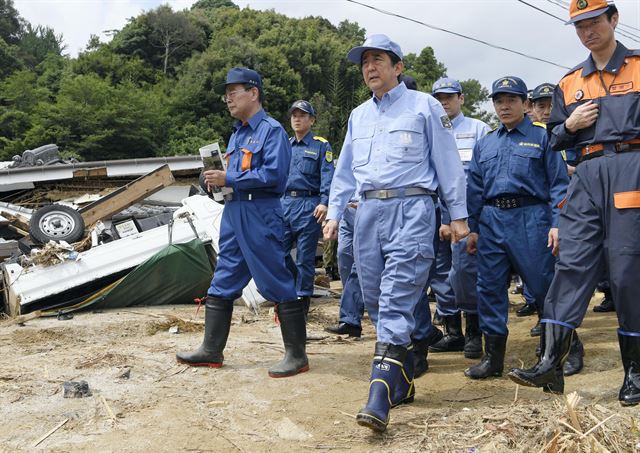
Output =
[
  {"x1": 399, "y1": 74, "x2": 418, "y2": 91},
  {"x1": 224, "y1": 67, "x2": 262, "y2": 90},
  {"x1": 531, "y1": 83, "x2": 555, "y2": 101},
  {"x1": 491, "y1": 76, "x2": 528, "y2": 98},
  {"x1": 432, "y1": 77, "x2": 463, "y2": 95},
  {"x1": 347, "y1": 34, "x2": 403, "y2": 64},
  {"x1": 289, "y1": 100, "x2": 316, "y2": 116}
]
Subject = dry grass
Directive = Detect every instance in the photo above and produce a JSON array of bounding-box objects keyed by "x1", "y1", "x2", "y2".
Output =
[{"x1": 365, "y1": 391, "x2": 639, "y2": 453}]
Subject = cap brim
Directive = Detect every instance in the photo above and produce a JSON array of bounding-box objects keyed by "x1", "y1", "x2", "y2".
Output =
[
  {"x1": 491, "y1": 89, "x2": 526, "y2": 98},
  {"x1": 531, "y1": 95, "x2": 553, "y2": 101},
  {"x1": 289, "y1": 107, "x2": 314, "y2": 115},
  {"x1": 346, "y1": 46, "x2": 401, "y2": 64},
  {"x1": 566, "y1": 6, "x2": 609, "y2": 25},
  {"x1": 433, "y1": 88, "x2": 462, "y2": 94},
  {"x1": 347, "y1": 46, "x2": 374, "y2": 64}
]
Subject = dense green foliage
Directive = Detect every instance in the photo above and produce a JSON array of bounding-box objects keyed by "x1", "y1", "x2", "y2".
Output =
[{"x1": 0, "y1": 0, "x2": 493, "y2": 161}]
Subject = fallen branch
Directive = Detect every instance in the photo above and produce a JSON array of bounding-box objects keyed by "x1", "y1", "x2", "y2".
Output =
[
  {"x1": 100, "y1": 395, "x2": 118, "y2": 422},
  {"x1": 580, "y1": 413, "x2": 617, "y2": 439},
  {"x1": 4, "y1": 310, "x2": 43, "y2": 326},
  {"x1": 33, "y1": 418, "x2": 69, "y2": 447}
]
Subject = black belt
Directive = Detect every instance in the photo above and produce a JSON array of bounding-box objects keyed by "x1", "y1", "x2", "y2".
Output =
[
  {"x1": 363, "y1": 187, "x2": 437, "y2": 200},
  {"x1": 223, "y1": 192, "x2": 280, "y2": 202},
  {"x1": 485, "y1": 195, "x2": 544, "y2": 209},
  {"x1": 284, "y1": 190, "x2": 320, "y2": 197}
]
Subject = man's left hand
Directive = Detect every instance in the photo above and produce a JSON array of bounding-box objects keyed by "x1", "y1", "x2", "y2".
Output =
[
  {"x1": 204, "y1": 169, "x2": 227, "y2": 188},
  {"x1": 548, "y1": 227, "x2": 560, "y2": 256},
  {"x1": 314, "y1": 204, "x2": 328, "y2": 223},
  {"x1": 450, "y1": 219, "x2": 470, "y2": 243}
]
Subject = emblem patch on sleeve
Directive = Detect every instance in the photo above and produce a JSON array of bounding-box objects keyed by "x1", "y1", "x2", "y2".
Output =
[
  {"x1": 325, "y1": 151, "x2": 333, "y2": 163},
  {"x1": 440, "y1": 115, "x2": 452, "y2": 129}
]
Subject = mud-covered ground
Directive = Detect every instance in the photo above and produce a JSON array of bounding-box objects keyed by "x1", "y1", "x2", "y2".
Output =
[{"x1": 1, "y1": 289, "x2": 638, "y2": 452}]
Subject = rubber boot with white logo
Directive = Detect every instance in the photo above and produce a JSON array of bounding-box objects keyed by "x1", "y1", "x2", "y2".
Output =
[{"x1": 356, "y1": 343, "x2": 408, "y2": 432}]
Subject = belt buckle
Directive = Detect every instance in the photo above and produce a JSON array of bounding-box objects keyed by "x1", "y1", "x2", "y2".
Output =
[
  {"x1": 290, "y1": 191, "x2": 297, "y2": 197},
  {"x1": 378, "y1": 190, "x2": 390, "y2": 199},
  {"x1": 616, "y1": 143, "x2": 630, "y2": 152}
]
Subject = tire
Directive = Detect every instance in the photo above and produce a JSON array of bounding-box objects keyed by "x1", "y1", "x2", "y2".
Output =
[{"x1": 29, "y1": 204, "x2": 85, "y2": 244}]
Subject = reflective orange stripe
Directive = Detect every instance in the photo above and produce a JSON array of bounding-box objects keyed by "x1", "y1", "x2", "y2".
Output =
[
  {"x1": 614, "y1": 191, "x2": 640, "y2": 209},
  {"x1": 241, "y1": 148, "x2": 252, "y2": 171},
  {"x1": 581, "y1": 138, "x2": 640, "y2": 157}
]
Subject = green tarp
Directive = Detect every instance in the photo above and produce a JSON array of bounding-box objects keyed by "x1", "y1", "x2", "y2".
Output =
[{"x1": 50, "y1": 238, "x2": 213, "y2": 314}]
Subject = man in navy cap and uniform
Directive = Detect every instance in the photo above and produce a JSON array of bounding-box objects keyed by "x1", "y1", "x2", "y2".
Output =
[
  {"x1": 465, "y1": 76, "x2": 569, "y2": 380},
  {"x1": 283, "y1": 100, "x2": 334, "y2": 314},
  {"x1": 177, "y1": 67, "x2": 309, "y2": 378},
  {"x1": 428, "y1": 77, "x2": 490, "y2": 360},
  {"x1": 324, "y1": 34, "x2": 468, "y2": 432},
  {"x1": 510, "y1": 1, "x2": 640, "y2": 406}
]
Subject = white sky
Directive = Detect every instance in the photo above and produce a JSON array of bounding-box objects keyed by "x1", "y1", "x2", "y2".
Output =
[{"x1": 12, "y1": 0, "x2": 640, "y2": 92}]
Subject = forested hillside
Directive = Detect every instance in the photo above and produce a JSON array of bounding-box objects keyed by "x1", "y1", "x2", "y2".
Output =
[{"x1": 0, "y1": 0, "x2": 492, "y2": 161}]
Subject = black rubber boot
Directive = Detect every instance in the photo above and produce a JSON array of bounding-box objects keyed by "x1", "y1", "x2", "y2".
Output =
[
  {"x1": 300, "y1": 296, "x2": 310, "y2": 322},
  {"x1": 593, "y1": 290, "x2": 615, "y2": 313},
  {"x1": 530, "y1": 319, "x2": 542, "y2": 337},
  {"x1": 563, "y1": 332, "x2": 584, "y2": 376},
  {"x1": 508, "y1": 323, "x2": 573, "y2": 394},
  {"x1": 412, "y1": 339, "x2": 430, "y2": 378},
  {"x1": 268, "y1": 300, "x2": 309, "y2": 378},
  {"x1": 618, "y1": 333, "x2": 640, "y2": 406},
  {"x1": 324, "y1": 322, "x2": 362, "y2": 337},
  {"x1": 464, "y1": 313, "x2": 483, "y2": 359},
  {"x1": 464, "y1": 334, "x2": 507, "y2": 379},
  {"x1": 429, "y1": 312, "x2": 464, "y2": 352},
  {"x1": 176, "y1": 297, "x2": 233, "y2": 367},
  {"x1": 356, "y1": 343, "x2": 408, "y2": 432},
  {"x1": 516, "y1": 303, "x2": 537, "y2": 317}
]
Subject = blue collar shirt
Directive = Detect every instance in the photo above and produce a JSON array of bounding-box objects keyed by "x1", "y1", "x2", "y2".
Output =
[
  {"x1": 224, "y1": 108, "x2": 291, "y2": 195},
  {"x1": 466, "y1": 115, "x2": 569, "y2": 232},
  {"x1": 327, "y1": 83, "x2": 468, "y2": 222}
]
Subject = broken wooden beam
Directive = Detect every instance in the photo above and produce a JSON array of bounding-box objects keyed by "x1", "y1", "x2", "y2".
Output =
[{"x1": 78, "y1": 165, "x2": 175, "y2": 227}]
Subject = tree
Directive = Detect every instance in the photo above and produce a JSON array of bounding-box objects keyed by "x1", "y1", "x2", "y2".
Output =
[
  {"x1": 18, "y1": 24, "x2": 65, "y2": 70},
  {"x1": 191, "y1": 0, "x2": 238, "y2": 11},
  {"x1": 0, "y1": 0, "x2": 22, "y2": 45},
  {"x1": 459, "y1": 79, "x2": 495, "y2": 125},
  {"x1": 112, "y1": 5, "x2": 205, "y2": 76}
]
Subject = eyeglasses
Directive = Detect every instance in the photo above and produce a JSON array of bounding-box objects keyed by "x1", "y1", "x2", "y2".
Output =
[{"x1": 222, "y1": 88, "x2": 251, "y2": 103}]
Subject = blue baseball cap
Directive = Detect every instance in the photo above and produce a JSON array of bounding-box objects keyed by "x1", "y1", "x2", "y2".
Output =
[
  {"x1": 223, "y1": 67, "x2": 263, "y2": 90},
  {"x1": 347, "y1": 34, "x2": 403, "y2": 64},
  {"x1": 531, "y1": 83, "x2": 555, "y2": 101},
  {"x1": 289, "y1": 100, "x2": 316, "y2": 116},
  {"x1": 432, "y1": 77, "x2": 463, "y2": 95},
  {"x1": 491, "y1": 76, "x2": 528, "y2": 99}
]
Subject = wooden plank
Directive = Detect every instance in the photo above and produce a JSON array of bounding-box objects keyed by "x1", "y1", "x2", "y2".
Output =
[
  {"x1": 0, "y1": 211, "x2": 31, "y2": 231},
  {"x1": 5, "y1": 310, "x2": 42, "y2": 326},
  {"x1": 33, "y1": 418, "x2": 69, "y2": 447},
  {"x1": 72, "y1": 167, "x2": 108, "y2": 178},
  {"x1": 79, "y1": 165, "x2": 174, "y2": 226}
]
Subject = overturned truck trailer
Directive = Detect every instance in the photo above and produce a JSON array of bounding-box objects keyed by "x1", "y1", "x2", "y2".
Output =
[{"x1": 1, "y1": 196, "x2": 266, "y2": 316}]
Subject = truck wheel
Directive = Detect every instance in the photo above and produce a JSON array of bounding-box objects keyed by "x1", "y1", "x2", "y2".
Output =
[{"x1": 29, "y1": 205, "x2": 85, "y2": 244}]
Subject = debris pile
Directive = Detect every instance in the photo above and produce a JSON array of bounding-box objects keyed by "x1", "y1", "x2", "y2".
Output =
[{"x1": 376, "y1": 391, "x2": 638, "y2": 452}]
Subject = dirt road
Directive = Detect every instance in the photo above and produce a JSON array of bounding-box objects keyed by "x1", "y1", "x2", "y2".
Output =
[{"x1": 1, "y1": 291, "x2": 638, "y2": 452}]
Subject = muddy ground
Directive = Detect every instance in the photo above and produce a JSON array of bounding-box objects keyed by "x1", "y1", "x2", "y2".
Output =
[{"x1": 1, "y1": 288, "x2": 638, "y2": 452}]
